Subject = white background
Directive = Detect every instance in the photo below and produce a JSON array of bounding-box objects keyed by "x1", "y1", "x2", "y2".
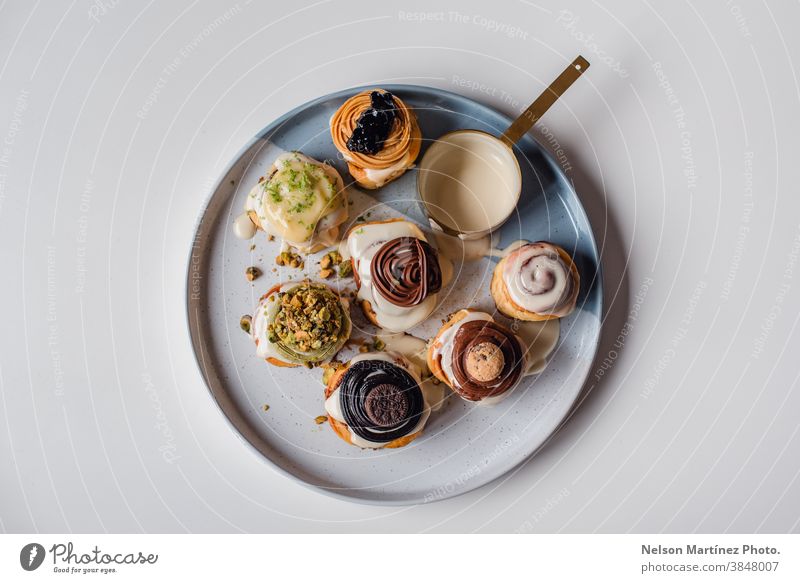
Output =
[{"x1": 1, "y1": 0, "x2": 799, "y2": 533}]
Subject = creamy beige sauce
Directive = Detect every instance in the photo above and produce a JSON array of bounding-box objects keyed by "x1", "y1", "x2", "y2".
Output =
[
  {"x1": 418, "y1": 131, "x2": 520, "y2": 235},
  {"x1": 512, "y1": 319, "x2": 561, "y2": 375},
  {"x1": 433, "y1": 232, "x2": 529, "y2": 263}
]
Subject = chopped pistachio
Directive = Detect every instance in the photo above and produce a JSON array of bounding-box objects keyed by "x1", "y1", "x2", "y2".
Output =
[
  {"x1": 239, "y1": 314, "x2": 252, "y2": 334},
  {"x1": 272, "y1": 284, "x2": 344, "y2": 354},
  {"x1": 245, "y1": 266, "x2": 262, "y2": 281},
  {"x1": 319, "y1": 268, "x2": 333, "y2": 279},
  {"x1": 338, "y1": 261, "x2": 353, "y2": 278},
  {"x1": 373, "y1": 338, "x2": 386, "y2": 351},
  {"x1": 262, "y1": 404, "x2": 270, "y2": 412},
  {"x1": 314, "y1": 415, "x2": 328, "y2": 425},
  {"x1": 321, "y1": 360, "x2": 343, "y2": 385},
  {"x1": 276, "y1": 250, "x2": 304, "y2": 269}
]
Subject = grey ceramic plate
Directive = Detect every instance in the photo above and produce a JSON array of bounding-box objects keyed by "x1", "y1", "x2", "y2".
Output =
[{"x1": 186, "y1": 85, "x2": 602, "y2": 505}]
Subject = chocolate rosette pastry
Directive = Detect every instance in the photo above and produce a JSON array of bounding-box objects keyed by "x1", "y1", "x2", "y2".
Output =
[
  {"x1": 491, "y1": 242, "x2": 580, "y2": 321},
  {"x1": 427, "y1": 310, "x2": 527, "y2": 405},
  {"x1": 330, "y1": 89, "x2": 422, "y2": 189},
  {"x1": 370, "y1": 237, "x2": 442, "y2": 307},
  {"x1": 340, "y1": 219, "x2": 448, "y2": 332},
  {"x1": 323, "y1": 353, "x2": 431, "y2": 448}
]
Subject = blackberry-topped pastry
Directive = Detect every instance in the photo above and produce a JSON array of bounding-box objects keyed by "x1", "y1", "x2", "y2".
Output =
[
  {"x1": 340, "y1": 218, "x2": 445, "y2": 332},
  {"x1": 241, "y1": 151, "x2": 348, "y2": 252},
  {"x1": 330, "y1": 89, "x2": 421, "y2": 189},
  {"x1": 427, "y1": 309, "x2": 527, "y2": 405},
  {"x1": 491, "y1": 242, "x2": 580, "y2": 321},
  {"x1": 323, "y1": 352, "x2": 431, "y2": 449},
  {"x1": 250, "y1": 281, "x2": 351, "y2": 367}
]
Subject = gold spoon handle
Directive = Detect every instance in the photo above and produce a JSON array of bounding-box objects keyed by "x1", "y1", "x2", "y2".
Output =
[{"x1": 500, "y1": 55, "x2": 590, "y2": 147}]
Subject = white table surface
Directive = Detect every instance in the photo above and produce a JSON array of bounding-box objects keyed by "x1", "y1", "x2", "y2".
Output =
[{"x1": 1, "y1": 0, "x2": 799, "y2": 533}]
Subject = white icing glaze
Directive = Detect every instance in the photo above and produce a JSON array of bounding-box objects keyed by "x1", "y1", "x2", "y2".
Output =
[
  {"x1": 232, "y1": 212, "x2": 257, "y2": 240},
  {"x1": 362, "y1": 158, "x2": 411, "y2": 187},
  {"x1": 340, "y1": 220, "x2": 443, "y2": 332},
  {"x1": 503, "y1": 243, "x2": 574, "y2": 315},
  {"x1": 323, "y1": 351, "x2": 431, "y2": 448}
]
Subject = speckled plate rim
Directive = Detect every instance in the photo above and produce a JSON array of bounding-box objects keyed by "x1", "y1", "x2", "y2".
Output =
[{"x1": 185, "y1": 84, "x2": 604, "y2": 506}]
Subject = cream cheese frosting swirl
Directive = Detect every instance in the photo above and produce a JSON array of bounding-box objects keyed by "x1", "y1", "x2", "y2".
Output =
[
  {"x1": 502, "y1": 242, "x2": 577, "y2": 317},
  {"x1": 370, "y1": 237, "x2": 442, "y2": 307}
]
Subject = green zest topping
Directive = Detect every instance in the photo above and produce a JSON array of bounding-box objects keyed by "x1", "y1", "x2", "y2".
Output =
[{"x1": 263, "y1": 154, "x2": 335, "y2": 216}]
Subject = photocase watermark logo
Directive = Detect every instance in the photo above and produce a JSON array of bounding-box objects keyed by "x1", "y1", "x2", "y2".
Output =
[{"x1": 20, "y1": 543, "x2": 46, "y2": 571}]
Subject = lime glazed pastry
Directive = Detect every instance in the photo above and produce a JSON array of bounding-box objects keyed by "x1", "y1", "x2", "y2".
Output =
[
  {"x1": 491, "y1": 242, "x2": 580, "y2": 321},
  {"x1": 251, "y1": 281, "x2": 351, "y2": 367},
  {"x1": 427, "y1": 309, "x2": 526, "y2": 406},
  {"x1": 323, "y1": 351, "x2": 431, "y2": 449},
  {"x1": 330, "y1": 89, "x2": 421, "y2": 189},
  {"x1": 244, "y1": 151, "x2": 348, "y2": 252},
  {"x1": 340, "y1": 219, "x2": 444, "y2": 332}
]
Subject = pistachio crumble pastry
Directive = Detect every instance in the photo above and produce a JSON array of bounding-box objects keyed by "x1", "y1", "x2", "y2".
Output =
[{"x1": 251, "y1": 281, "x2": 351, "y2": 367}]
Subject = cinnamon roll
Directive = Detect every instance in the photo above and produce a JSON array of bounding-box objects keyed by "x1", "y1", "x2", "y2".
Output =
[
  {"x1": 340, "y1": 219, "x2": 445, "y2": 332},
  {"x1": 242, "y1": 151, "x2": 348, "y2": 253},
  {"x1": 491, "y1": 242, "x2": 580, "y2": 321},
  {"x1": 323, "y1": 352, "x2": 431, "y2": 448},
  {"x1": 427, "y1": 310, "x2": 526, "y2": 405},
  {"x1": 330, "y1": 89, "x2": 421, "y2": 189},
  {"x1": 250, "y1": 281, "x2": 351, "y2": 367}
]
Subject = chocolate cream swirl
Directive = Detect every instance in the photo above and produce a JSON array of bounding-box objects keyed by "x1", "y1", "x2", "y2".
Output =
[
  {"x1": 370, "y1": 237, "x2": 442, "y2": 307},
  {"x1": 503, "y1": 242, "x2": 577, "y2": 316},
  {"x1": 450, "y1": 320, "x2": 524, "y2": 401},
  {"x1": 339, "y1": 359, "x2": 425, "y2": 443}
]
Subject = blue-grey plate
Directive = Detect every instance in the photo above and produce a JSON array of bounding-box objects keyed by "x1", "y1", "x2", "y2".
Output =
[{"x1": 186, "y1": 85, "x2": 602, "y2": 505}]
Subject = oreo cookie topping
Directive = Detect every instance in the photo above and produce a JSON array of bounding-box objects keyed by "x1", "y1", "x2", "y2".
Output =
[
  {"x1": 338, "y1": 359, "x2": 425, "y2": 443},
  {"x1": 370, "y1": 237, "x2": 442, "y2": 307},
  {"x1": 346, "y1": 91, "x2": 398, "y2": 155},
  {"x1": 450, "y1": 320, "x2": 524, "y2": 401}
]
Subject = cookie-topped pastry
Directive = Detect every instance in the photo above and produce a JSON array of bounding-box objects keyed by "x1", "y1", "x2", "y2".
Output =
[
  {"x1": 491, "y1": 242, "x2": 580, "y2": 321},
  {"x1": 427, "y1": 309, "x2": 526, "y2": 405},
  {"x1": 330, "y1": 89, "x2": 421, "y2": 189},
  {"x1": 340, "y1": 218, "x2": 444, "y2": 332},
  {"x1": 243, "y1": 151, "x2": 348, "y2": 252},
  {"x1": 323, "y1": 352, "x2": 431, "y2": 449},
  {"x1": 250, "y1": 281, "x2": 351, "y2": 367}
]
